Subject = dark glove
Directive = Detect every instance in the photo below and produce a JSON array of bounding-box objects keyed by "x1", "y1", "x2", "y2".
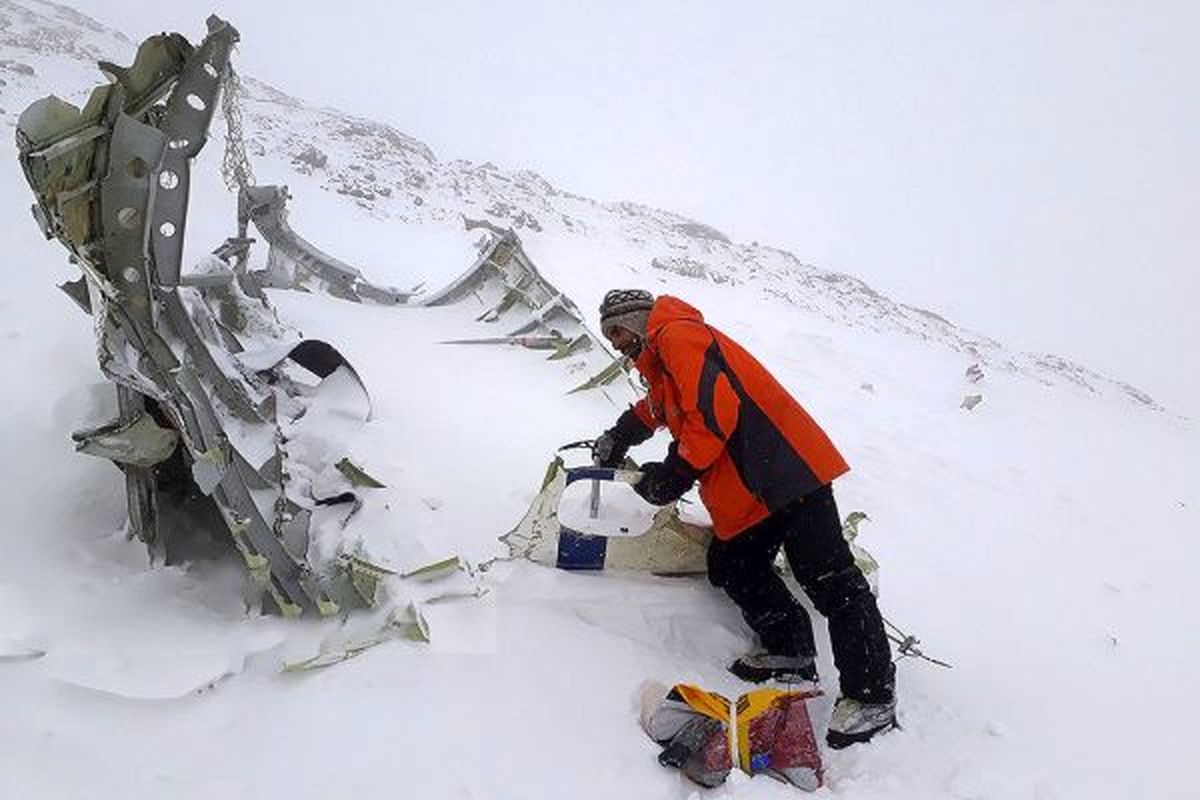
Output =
[
  {"x1": 634, "y1": 445, "x2": 698, "y2": 506},
  {"x1": 593, "y1": 408, "x2": 653, "y2": 468}
]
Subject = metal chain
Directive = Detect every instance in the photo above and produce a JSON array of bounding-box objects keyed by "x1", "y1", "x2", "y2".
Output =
[{"x1": 219, "y1": 62, "x2": 256, "y2": 191}]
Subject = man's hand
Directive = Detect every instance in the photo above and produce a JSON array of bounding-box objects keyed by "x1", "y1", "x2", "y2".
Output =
[
  {"x1": 592, "y1": 430, "x2": 627, "y2": 468},
  {"x1": 593, "y1": 408, "x2": 653, "y2": 468},
  {"x1": 634, "y1": 445, "x2": 698, "y2": 506}
]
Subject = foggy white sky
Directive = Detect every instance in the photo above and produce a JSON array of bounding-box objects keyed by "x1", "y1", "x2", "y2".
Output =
[{"x1": 73, "y1": 1, "x2": 1199, "y2": 416}]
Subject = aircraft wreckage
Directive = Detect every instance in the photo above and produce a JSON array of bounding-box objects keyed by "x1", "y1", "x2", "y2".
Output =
[
  {"x1": 14, "y1": 17, "x2": 886, "y2": 627},
  {"x1": 12, "y1": 15, "x2": 645, "y2": 618}
]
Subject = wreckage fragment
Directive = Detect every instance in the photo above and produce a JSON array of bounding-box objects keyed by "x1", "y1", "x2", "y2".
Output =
[
  {"x1": 501, "y1": 459, "x2": 713, "y2": 575},
  {"x1": 504, "y1": 458, "x2": 884, "y2": 587},
  {"x1": 71, "y1": 412, "x2": 180, "y2": 467},
  {"x1": 224, "y1": 182, "x2": 629, "y2": 397},
  {"x1": 14, "y1": 13, "x2": 671, "y2": 623},
  {"x1": 14, "y1": 17, "x2": 464, "y2": 617},
  {"x1": 233, "y1": 184, "x2": 421, "y2": 304},
  {"x1": 424, "y1": 226, "x2": 638, "y2": 396}
]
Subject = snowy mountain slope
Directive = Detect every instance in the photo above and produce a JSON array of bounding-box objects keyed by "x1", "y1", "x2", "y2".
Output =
[
  {"x1": 1, "y1": 6, "x2": 1198, "y2": 800},
  {"x1": 233, "y1": 74, "x2": 1166, "y2": 411},
  {"x1": 0, "y1": 0, "x2": 1166, "y2": 413}
]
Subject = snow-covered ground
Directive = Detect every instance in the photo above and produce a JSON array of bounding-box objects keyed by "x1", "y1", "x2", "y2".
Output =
[{"x1": 1, "y1": 5, "x2": 1197, "y2": 798}]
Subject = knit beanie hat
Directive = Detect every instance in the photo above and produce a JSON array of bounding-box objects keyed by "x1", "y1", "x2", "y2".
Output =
[{"x1": 599, "y1": 289, "x2": 655, "y2": 339}]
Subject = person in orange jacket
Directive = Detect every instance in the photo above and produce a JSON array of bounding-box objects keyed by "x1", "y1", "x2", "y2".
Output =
[{"x1": 593, "y1": 289, "x2": 896, "y2": 748}]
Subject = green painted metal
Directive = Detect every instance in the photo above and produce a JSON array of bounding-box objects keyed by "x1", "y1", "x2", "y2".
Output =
[
  {"x1": 335, "y1": 458, "x2": 388, "y2": 489},
  {"x1": 72, "y1": 412, "x2": 180, "y2": 468}
]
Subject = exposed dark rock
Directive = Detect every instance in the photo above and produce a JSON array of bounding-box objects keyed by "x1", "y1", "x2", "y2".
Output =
[
  {"x1": 672, "y1": 221, "x2": 730, "y2": 243},
  {"x1": 512, "y1": 211, "x2": 542, "y2": 232},
  {"x1": 902, "y1": 303, "x2": 952, "y2": 326},
  {"x1": 651, "y1": 256, "x2": 736, "y2": 284},
  {"x1": 514, "y1": 169, "x2": 558, "y2": 196},
  {"x1": 0, "y1": 59, "x2": 35, "y2": 75},
  {"x1": 293, "y1": 144, "x2": 327, "y2": 169},
  {"x1": 336, "y1": 185, "x2": 374, "y2": 201},
  {"x1": 485, "y1": 201, "x2": 514, "y2": 218}
]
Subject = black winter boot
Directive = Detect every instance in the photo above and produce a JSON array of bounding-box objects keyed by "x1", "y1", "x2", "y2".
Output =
[{"x1": 728, "y1": 651, "x2": 819, "y2": 684}]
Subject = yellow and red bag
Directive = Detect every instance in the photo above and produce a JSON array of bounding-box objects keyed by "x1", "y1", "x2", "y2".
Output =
[{"x1": 640, "y1": 681, "x2": 824, "y2": 790}]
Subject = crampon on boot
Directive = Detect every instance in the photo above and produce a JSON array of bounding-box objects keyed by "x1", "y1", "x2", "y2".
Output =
[
  {"x1": 825, "y1": 695, "x2": 897, "y2": 749},
  {"x1": 728, "y1": 651, "x2": 819, "y2": 684}
]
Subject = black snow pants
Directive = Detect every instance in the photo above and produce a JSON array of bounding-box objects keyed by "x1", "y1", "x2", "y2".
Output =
[{"x1": 706, "y1": 484, "x2": 895, "y2": 703}]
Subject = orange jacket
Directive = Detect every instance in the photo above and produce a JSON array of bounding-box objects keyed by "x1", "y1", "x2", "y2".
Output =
[{"x1": 630, "y1": 296, "x2": 849, "y2": 539}]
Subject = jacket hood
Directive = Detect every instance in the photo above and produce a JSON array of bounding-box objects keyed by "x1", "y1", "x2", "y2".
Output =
[{"x1": 646, "y1": 295, "x2": 705, "y2": 342}]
